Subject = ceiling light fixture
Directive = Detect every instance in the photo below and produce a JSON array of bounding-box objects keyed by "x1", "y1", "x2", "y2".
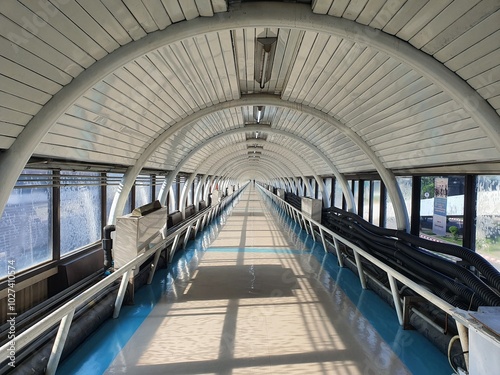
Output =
[
  {"x1": 255, "y1": 37, "x2": 277, "y2": 89},
  {"x1": 253, "y1": 106, "x2": 264, "y2": 124}
]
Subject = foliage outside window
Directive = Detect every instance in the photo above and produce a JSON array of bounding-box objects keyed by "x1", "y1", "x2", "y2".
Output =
[
  {"x1": 324, "y1": 178, "x2": 332, "y2": 208},
  {"x1": 419, "y1": 176, "x2": 464, "y2": 246},
  {"x1": 476, "y1": 175, "x2": 500, "y2": 270}
]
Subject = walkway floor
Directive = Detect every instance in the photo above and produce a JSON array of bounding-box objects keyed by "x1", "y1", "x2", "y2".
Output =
[{"x1": 58, "y1": 186, "x2": 451, "y2": 374}]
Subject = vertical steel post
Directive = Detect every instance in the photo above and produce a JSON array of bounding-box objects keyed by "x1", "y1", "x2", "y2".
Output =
[
  {"x1": 46, "y1": 308, "x2": 75, "y2": 375},
  {"x1": 113, "y1": 269, "x2": 132, "y2": 318},
  {"x1": 353, "y1": 250, "x2": 366, "y2": 289},
  {"x1": 388, "y1": 274, "x2": 403, "y2": 325}
]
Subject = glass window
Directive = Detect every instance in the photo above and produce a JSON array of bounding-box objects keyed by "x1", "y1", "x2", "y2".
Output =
[
  {"x1": 372, "y1": 181, "x2": 381, "y2": 226},
  {"x1": 187, "y1": 181, "x2": 194, "y2": 206},
  {"x1": 179, "y1": 180, "x2": 186, "y2": 207},
  {"x1": 476, "y1": 175, "x2": 500, "y2": 270},
  {"x1": 106, "y1": 173, "x2": 131, "y2": 220},
  {"x1": 385, "y1": 177, "x2": 412, "y2": 229},
  {"x1": 60, "y1": 171, "x2": 101, "y2": 255},
  {"x1": 353, "y1": 180, "x2": 359, "y2": 213},
  {"x1": 334, "y1": 180, "x2": 343, "y2": 209},
  {"x1": 169, "y1": 183, "x2": 178, "y2": 213},
  {"x1": 135, "y1": 175, "x2": 152, "y2": 208},
  {"x1": 193, "y1": 178, "x2": 199, "y2": 205},
  {"x1": 309, "y1": 179, "x2": 315, "y2": 198},
  {"x1": 324, "y1": 178, "x2": 332, "y2": 208},
  {"x1": 0, "y1": 170, "x2": 52, "y2": 277},
  {"x1": 363, "y1": 181, "x2": 370, "y2": 221},
  {"x1": 419, "y1": 176, "x2": 464, "y2": 246}
]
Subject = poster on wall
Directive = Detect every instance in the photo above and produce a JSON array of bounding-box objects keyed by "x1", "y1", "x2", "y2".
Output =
[{"x1": 432, "y1": 177, "x2": 448, "y2": 236}]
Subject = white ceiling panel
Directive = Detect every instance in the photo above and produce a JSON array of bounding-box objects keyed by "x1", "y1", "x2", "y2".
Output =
[{"x1": 0, "y1": 1, "x2": 498, "y2": 188}]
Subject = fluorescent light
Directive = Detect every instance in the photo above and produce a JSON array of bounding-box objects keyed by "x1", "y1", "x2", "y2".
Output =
[
  {"x1": 253, "y1": 106, "x2": 264, "y2": 123},
  {"x1": 255, "y1": 37, "x2": 277, "y2": 89}
]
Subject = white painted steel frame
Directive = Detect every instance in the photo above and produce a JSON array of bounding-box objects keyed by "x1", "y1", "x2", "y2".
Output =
[
  {"x1": 3, "y1": 3, "x2": 496, "y2": 229},
  {"x1": 195, "y1": 147, "x2": 309, "y2": 196},
  {"x1": 257, "y1": 183, "x2": 489, "y2": 367},
  {"x1": 156, "y1": 124, "x2": 350, "y2": 210},
  {"x1": 0, "y1": 187, "x2": 245, "y2": 375},
  {"x1": 257, "y1": 184, "x2": 457, "y2": 316}
]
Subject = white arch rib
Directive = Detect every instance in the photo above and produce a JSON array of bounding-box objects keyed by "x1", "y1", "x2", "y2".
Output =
[
  {"x1": 1, "y1": 2, "x2": 494, "y2": 229},
  {"x1": 155, "y1": 125, "x2": 349, "y2": 212}
]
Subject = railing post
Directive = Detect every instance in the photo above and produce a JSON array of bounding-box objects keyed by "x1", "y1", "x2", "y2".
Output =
[
  {"x1": 353, "y1": 250, "x2": 367, "y2": 289},
  {"x1": 113, "y1": 269, "x2": 132, "y2": 319},
  {"x1": 333, "y1": 237, "x2": 345, "y2": 267},
  {"x1": 183, "y1": 226, "x2": 192, "y2": 249},
  {"x1": 194, "y1": 217, "x2": 201, "y2": 236},
  {"x1": 147, "y1": 248, "x2": 163, "y2": 284},
  {"x1": 308, "y1": 220, "x2": 315, "y2": 241},
  {"x1": 457, "y1": 321, "x2": 470, "y2": 371},
  {"x1": 319, "y1": 227, "x2": 328, "y2": 253},
  {"x1": 388, "y1": 274, "x2": 403, "y2": 325},
  {"x1": 46, "y1": 308, "x2": 75, "y2": 375}
]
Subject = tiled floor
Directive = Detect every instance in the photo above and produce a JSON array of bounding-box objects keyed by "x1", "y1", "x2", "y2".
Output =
[{"x1": 59, "y1": 186, "x2": 451, "y2": 374}]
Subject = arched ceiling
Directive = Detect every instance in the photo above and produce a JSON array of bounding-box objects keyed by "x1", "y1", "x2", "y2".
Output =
[{"x1": 1, "y1": 0, "x2": 500, "y2": 221}]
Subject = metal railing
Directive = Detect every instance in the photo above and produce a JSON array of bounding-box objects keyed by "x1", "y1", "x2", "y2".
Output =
[
  {"x1": 256, "y1": 184, "x2": 478, "y2": 370},
  {"x1": 1, "y1": 185, "x2": 246, "y2": 375}
]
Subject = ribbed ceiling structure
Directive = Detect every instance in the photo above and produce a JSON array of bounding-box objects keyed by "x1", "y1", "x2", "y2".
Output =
[{"x1": 1, "y1": 0, "x2": 499, "y2": 225}]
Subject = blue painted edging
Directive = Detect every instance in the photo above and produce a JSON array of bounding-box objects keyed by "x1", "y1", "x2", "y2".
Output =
[
  {"x1": 262, "y1": 192, "x2": 451, "y2": 374},
  {"x1": 56, "y1": 204, "x2": 232, "y2": 374},
  {"x1": 312, "y1": 247, "x2": 451, "y2": 374}
]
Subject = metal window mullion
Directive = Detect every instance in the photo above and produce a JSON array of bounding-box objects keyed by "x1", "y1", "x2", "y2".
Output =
[
  {"x1": 101, "y1": 172, "x2": 106, "y2": 233},
  {"x1": 463, "y1": 175, "x2": 477, "y2": 250},
  {"x1": 380, "y1": 182, "x2": 387, "y2": 227},
  {"x1": 410, "y1": 176, "x2": 421, "y2": 236},
  {"x1": 52, "y1": 170, "x2": 60, "y2": 261}
]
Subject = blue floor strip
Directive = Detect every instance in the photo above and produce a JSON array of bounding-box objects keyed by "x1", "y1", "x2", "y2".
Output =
[
  {"x1": 261, "y1": 192, "x2": 451, "y2": 374},
  {"x1": 58, "y1": 192, "x2": 451, "y2": 374},
  {"x1": 56, "y1": 211, "x2": 229, "y2": 375}
]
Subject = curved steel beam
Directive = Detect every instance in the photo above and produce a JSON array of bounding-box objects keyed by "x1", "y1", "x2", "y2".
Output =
[
  {"x1": 191, "y1": 140, "x2": 306, "y2": 180},
  {"x1": 211, "y1": 154, "x2": 296, "y2": 190},
  {"x1": 156, "y1": 125, "x2": 336, "y2": 208},
  {"x1": 210, "y1": 157, "x2": 287, "y2": 192},
  {"x1": 221, "y1": 161, "x2": 286, "y2": 187},
  {"x1": 214, "y1": 150, "x2": 325, "y2": 202},
  {"x1": 202, "y1": 149, "x2": 299, "y2": 194},
  {"x1": 0, "y1": 3, "x2": 493, "y2": 226},
  {"x1": 178, "y1": 150, "x2": 295, "y2": 214},
  {"x1": 203, "y1": 144, "x2": 301, "y2": 194}
]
